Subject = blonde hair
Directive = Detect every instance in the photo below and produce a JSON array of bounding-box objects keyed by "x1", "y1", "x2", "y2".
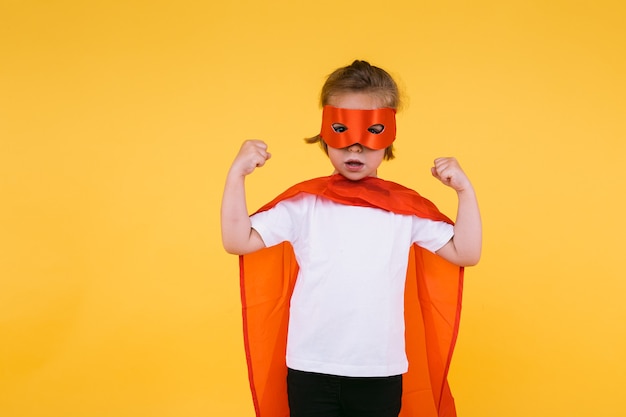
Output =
[{"x1": 306, "y1": 60, "x2": 401, "y2": 160}]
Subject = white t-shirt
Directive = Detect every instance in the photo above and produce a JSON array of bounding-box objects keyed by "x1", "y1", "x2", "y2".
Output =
[{"x1": 250, "y1": 193, "x2": 454, "y2": 377}]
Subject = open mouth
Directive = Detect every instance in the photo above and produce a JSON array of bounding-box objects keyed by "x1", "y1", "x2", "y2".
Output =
[{"x1": 345, "y1": 160, "x2": 364, "y2": 170}]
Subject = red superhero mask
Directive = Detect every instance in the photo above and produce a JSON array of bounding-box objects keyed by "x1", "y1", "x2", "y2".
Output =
[{"x1": 320, "y1": 106, "x2": 396, "y2": 150}]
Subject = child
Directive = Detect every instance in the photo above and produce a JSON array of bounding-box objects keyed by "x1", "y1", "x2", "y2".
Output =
[{"x1": 221, "y1": 60, "x2": 482, "y2": 417}]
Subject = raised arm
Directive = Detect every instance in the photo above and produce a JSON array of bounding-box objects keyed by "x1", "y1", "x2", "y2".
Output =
[
  {"x1": 221, "y1": 140, "x2": 271, "y2": 255},
  {"x1": 431, "y1": 157, "x2": 482, "y2": 266}
]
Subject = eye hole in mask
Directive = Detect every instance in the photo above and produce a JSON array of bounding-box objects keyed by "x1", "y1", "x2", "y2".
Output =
[
  {"x1": 332, "y1": 123, "x2": 348, "y2": 133},
  {"x1": 367, "y1": 124, "x2": 385, "y2": 134}
]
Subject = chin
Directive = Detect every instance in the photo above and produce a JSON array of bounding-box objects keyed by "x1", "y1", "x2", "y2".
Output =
[{"x1": 340, "y1": 171, "x2": 369, "y2": 181}]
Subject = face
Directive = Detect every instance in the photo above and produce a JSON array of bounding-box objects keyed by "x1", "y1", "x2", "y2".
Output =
[{"x1": 326, "y1": 92, "x2": 388, "y2": 181}]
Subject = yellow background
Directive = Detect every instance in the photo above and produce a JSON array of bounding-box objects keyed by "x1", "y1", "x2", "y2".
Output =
[{"x1": 1, "y1": 1, "x2": 625, "y2": 416}]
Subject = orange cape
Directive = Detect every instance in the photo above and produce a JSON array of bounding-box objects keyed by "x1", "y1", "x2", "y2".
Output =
[{"x1": 239, "y1": 175, "x2": 464, "y2": 417}]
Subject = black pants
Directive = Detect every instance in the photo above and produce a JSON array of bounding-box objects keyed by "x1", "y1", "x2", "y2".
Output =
[{"x1": 287, "y1": 368, "x2": 402, "y2": 417}]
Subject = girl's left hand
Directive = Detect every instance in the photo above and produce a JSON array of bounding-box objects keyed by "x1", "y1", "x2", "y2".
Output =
[{"x1": 431, "y1": 157, "x2": 472, "y2": 192}]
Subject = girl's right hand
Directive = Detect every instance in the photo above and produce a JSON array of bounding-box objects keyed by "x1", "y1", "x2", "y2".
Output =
[{"x1": 230, "y1": 140, "x2": 272, "y2": 177}]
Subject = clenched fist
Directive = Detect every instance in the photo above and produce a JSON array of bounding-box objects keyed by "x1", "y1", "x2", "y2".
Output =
[
  {"x1": 431, "y1": 157, "x2": 472, "y2": 192},
  {"x1": 230, "y1": 140, "x2": 272, "y2": 177}
]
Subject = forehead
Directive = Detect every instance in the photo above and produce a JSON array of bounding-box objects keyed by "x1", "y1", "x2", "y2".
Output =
[{"x1": 326, "y1": 92, "x2": 388, "y2": 110}]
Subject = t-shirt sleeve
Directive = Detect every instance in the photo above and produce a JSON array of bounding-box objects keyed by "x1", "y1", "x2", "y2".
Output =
[
  {"x1": 411, "y1": 217, "x2": 455, "y2": 253},
  {"x1": 249, "y1": 195, "x2": 307, "y2": 248}
]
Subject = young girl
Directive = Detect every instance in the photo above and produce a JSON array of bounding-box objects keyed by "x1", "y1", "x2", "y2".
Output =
[{"x1": 221, "y1": 60, "x2": 482, "y2": 417}]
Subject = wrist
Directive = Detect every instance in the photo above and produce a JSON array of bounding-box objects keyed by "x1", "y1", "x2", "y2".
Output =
[
  {"x1": 456, "y1": 183, "x2": 475, "y2": 198},
  {"x1": 226, "y1": 167, "x2": 247, "y2": 183}
]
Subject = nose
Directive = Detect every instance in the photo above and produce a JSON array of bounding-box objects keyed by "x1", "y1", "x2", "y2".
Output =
[{"x1": 347, "y1": 143, "x2": 363, "y2": 153}]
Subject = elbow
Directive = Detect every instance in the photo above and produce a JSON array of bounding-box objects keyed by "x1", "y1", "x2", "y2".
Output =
[
  {"x1": 222, "y1": 242, "x2": 247, "y2": 256},
  {"x1": 459, "y1": 251, "x2": 481, "y2": 267},
  {"x1": 437, "y1": 240, "x2": 481, "y2": 267},
  {"x1": 222, "y1": 238, "x2": 262, "y2": 256},
  {"x1": 221, "y1": 226, "x2": 263, "y2": 256},
  {"x1": 461, "y1": 257, "x2": 480, "y2": 267},
  {"x1": 221, "y1": 237, "x2": 244, "y2": 255},
  {"x1": 223, "y1": 246, "x2": 243, "y2": 256}
]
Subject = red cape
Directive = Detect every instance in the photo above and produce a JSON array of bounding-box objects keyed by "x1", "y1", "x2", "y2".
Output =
[{"x1": 239, "y1": 175, "x2": 464, "y2": 417}]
